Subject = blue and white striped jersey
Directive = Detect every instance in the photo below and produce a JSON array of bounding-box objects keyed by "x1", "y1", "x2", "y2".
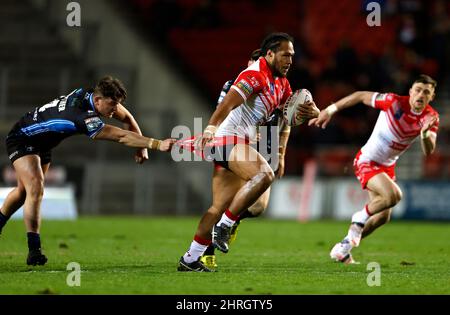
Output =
[{"x1": 8, "y1": 88, "x2": 105, "y2": 150}]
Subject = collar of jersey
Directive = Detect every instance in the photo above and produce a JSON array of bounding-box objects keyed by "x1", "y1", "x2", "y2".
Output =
[
  {"x1": 410, "y1": 105, "x2": 425, "y2": 116},
  {"x1": 259, "y1": 57, "x2": 275, "y2": 82}
]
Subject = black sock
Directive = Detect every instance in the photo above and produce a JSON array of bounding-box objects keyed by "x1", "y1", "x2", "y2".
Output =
[
  {"x1": 204, "y1": 244, "x2": 215, "y2": 255},
  {"x1": 0, "y1": 212, "x2": 10, "y2": 233},
  {"x1": 27, "y1": 232, "x2": 42, "y2": 251},
  {"x1": 236, "y1": 209, "x2": 257, "y2": 223}
]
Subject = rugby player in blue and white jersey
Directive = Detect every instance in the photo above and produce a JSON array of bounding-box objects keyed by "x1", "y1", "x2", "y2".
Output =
[{"x1": 0, "y1": 76, "x2": 175, "y2": 265}]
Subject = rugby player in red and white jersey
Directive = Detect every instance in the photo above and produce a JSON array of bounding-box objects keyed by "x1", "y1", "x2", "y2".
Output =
[
  {"x1": 199, "y1": 49, "x2": 293, "y2": 270},
  {"x1": 309, "y1": 74, "x2": 439, "y2": 263},
  {"x1": 177, "y1": 32, "x2": 319, "y2": 272}
]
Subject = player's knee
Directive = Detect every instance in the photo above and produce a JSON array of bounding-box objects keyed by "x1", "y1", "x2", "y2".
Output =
[
  {"x1": 394, "y1": 188, "x2": 403, "y2": 204},
  {"x1": 384, "y1": 189, "x2": 402, "y2": 208},
  {"x1": 390, "y1": 187, "x2": 402, "y2": 206},
  {"x1": 26, "y1": 177, "x2": 45, "y2": 201},
  {"x1": 259, "y1": 171, "x2": 274, "y2": 189},
  {"x1": 16, "y1": 185, "x2": 27, "y2": 199}
]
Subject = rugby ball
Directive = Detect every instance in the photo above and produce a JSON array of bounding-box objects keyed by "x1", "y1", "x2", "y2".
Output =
[{"x1": 283, "y1": 89, "x2": 313, "y2": 126}]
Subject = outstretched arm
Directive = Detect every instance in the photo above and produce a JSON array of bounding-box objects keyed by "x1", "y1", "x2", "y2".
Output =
[
  {"x1": 93, "y1": 124, "x2": 175, "y2": 152},
  {"x1": 113, "y1": 104, "x2": 148, "y2": 163},
  {"x1": 309, "y1": 91, "x2": 376, "y2": 129}
]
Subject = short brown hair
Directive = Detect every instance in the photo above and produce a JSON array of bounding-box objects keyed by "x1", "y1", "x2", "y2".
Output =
[
  {"x1": 413, "y1": 74, "x2": 437, "y2": 89},
  {"x1": 94, "y1": 76, "x2": 127, "y2": 102}
]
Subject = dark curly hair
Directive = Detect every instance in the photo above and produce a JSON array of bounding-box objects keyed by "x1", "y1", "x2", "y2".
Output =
[{"x1": 260, "y1": 32, "x2": 294, "y2": 56}]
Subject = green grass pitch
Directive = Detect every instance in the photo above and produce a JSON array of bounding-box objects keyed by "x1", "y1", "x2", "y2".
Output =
[{"x1": 0, "y1": 217, "x2": 448, "y2": 294}]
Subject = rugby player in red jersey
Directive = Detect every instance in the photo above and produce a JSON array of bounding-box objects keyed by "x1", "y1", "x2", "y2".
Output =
[
  {"x1": 178, "y1": 33, "x2": 319, "y2": 272},
  {"x1": 309, "y1": 74, "x2": 439, "y2": 263},
  {"x1": 200, "y1": 49, "x2": 292, "y2": 270}
]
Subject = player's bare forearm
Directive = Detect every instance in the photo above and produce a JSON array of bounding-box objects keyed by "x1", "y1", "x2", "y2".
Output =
[
  {"x1": 208, "y1": 89, "x2": 245, "y2": 127},
  {"x1": 196, "y1": 89, "x2": 245, "y2": 150},
  {"x1": 94, "y1": 124, "x2": 160, "y2": 150},
  {"x1": 420, "y1": 115, "x2": 438, "y2": 156},
  {"x1": 278, "y1": 124, "x2": 290, "y2": 156},
  {"x1": 421, "y1": 132, "x2": 436, "y2": 155},
  {"x1": 208, "y1": 104, "x2": 231, "y2": 127},
  {"x1": 334, "y1": 91, "x2": 375, "y2": 111},
  {"x1": 310, "y1": 91, "x2": 375, "y2": 129},
  {"x1": 118, "y1": 132, "x2": 152, "y2": 148},
  {"x1": 276, "y1": 124, "x2": 289, "y2": 179}
]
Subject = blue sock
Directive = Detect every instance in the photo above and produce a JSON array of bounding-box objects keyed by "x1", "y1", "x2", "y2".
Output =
[
  {"x1": 27, "y1": 232, "x2": 42, "y2": 251},
  {"x1": 0, "y1": 212, "x2": 10, "y2": 233}
]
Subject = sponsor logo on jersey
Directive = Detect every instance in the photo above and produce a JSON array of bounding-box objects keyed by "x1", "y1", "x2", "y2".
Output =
[
  {"x1": 375, "y1": 93, "x2": 387, "y2": 101},
  {"x1": 84, "y1": 117, "x2": 103, "y2": 132},
  {"x1": 236, "y1": 80, "x2": 253, "y2": 97},
  {"x1": 249, "y1": 76, "x2": 260, "y2": 88},
  {"x1": 269, "y1": 82, "x2": 275, "y2": 95}
]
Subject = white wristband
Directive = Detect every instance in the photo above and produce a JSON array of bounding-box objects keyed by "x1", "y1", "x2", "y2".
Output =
[
  {"x1": 421, "y1": 130, "x2": 430, "y2": 140},
  {"x1": 325, "y1": 104, "x2": 338, "y2": 116}
]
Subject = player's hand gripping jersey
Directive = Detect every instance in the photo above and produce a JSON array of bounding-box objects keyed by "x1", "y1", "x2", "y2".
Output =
[
  {"x1": 215, "y1": 57, "x2": 292, "y2": 141},
  {"x1": 359, "y1": 92, "x2": 439, "y2": 166}
]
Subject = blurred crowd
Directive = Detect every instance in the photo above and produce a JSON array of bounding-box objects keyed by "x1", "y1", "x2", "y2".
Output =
[{"x1": 290, "y1": 0, "x2": 449, "y2": 147}]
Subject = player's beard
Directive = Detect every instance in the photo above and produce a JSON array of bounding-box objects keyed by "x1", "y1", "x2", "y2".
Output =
[
  {"x1": 275, "y1": 63, "x2": 289, "y2": 78},
  {"x1": 273, "y1": 66, "x2": 286, "y2": 78}
]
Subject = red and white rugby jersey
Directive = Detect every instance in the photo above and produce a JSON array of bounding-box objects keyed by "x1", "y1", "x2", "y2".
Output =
[
  {"x1": 359, "y1": 92, "x2": 439, "y2": 166},
  {"x1": 215, "y1": 57, "x2": 292, "y2": 140}
]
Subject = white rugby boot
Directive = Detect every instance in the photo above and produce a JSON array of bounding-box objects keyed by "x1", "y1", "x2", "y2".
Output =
[{"x1": 330, "y1": 240, "x2": 356, "y2": 264}]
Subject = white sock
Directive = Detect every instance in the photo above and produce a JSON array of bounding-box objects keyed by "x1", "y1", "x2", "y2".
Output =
[
  {"x1": 183, "y1": 240, "x2": 208, "y2": 263},
  {"x1": 351, "y1": 206, "x2": 371, "y2": 225},
  {"x1": 338, "y1": 238, "x2": 353, "y2": 253},
  {"x1": 216, "y1": 212, "x2": 236, "y2": 228}
]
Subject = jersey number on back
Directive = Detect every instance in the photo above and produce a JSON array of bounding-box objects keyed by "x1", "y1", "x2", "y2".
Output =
[{"x1": 38, "y1": 99, "x2": 60, "y2": 112}]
